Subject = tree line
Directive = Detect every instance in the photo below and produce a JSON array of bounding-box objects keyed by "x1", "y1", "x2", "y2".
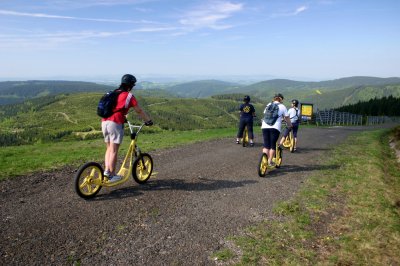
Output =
[{"x1": 335, "y1": 96, "x2": 400, "y2": 116}]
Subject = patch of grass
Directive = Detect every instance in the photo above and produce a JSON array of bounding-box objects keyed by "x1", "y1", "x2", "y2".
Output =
[
  {"x1": 212, "y1": 248, "x2": 235, "y2": 261},
  {"x1": 0, "y1": 127, "x2": 238, "y2": 180},
  {"x1": 390, "y1": 125, "x2": 400, "y2": 150},
  {"x1": 222, "y1": 128, "x2": 400, "y2": 265}
]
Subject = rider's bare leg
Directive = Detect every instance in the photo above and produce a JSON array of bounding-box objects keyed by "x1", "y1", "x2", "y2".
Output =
[{"x1": 105, "y1": 142, "x2": 120, "y2": 175}]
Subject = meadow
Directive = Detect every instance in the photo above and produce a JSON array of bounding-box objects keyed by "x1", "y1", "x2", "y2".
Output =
[{"x1": 213, "y1": 126, "x2": 400, "y2": 265}]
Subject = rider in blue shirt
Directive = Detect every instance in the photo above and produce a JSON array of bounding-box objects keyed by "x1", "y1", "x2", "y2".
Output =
[{"x1": 236, "y1": 95, "x2": 256, "y2": 146}]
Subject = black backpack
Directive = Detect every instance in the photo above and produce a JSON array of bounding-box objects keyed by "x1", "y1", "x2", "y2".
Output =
[
  {"x1": 97, "y1": 89, "x2": 122, "y2": 118},
  {"x1": 263, "y1": 102, "x2": 280, "y2": 126}
]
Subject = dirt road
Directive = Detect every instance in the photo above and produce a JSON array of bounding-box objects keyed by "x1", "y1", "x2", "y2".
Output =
[{"x1": 0, "y1": 125, "x2": 393, "y2": 265}]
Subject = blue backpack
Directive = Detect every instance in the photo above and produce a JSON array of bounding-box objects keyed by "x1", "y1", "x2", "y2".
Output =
[
  {"x1": 263, "y1": 102, "x2": 280, "y2": 126},
  {"x1": 97, "y1": 89, "x2": 122, "y2": 118}
]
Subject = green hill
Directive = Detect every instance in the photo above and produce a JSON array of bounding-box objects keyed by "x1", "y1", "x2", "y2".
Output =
[
  {"x1": 227, "y1": 77, "x2": 400, "y2": 110},
  {"x1": 0, "y1": 92, "x2": 265, "y2": 146},
  {"x1": 238, "y1": 76, "x2": 400, "y2": 94},
  {"x1": 335, "y1": 95, "x2": 400, "y2": 116},
  {"x1": 159, "y1": 76, "x2": 400, "y2": 110},
  {"x1": 1, "y1": 76, "x2": 399, "y2": 114},
  {"x1": 0, "y1": 80, "x2": 181, "y2": 105},
  {"x1": 0, "y1": 80, "x2": 114, "y2": 105},
  {"x1": 164, "y1": 80, "x2": 242, "y2": 98},
  {"x1": 2, "y1": 76, "x2": 398, "y2": 111},
  {"x1": 301, "y1": 84, "x2": 400, "y2": 110}
]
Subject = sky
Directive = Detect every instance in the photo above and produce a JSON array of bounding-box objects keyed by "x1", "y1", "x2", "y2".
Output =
[{"x1": 0, "y1": 0, "x2": 399, "y2": 82}]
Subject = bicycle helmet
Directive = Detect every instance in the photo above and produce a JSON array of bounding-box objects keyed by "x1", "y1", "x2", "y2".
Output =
[
  {"x1": 121, "y1": 74, "x2": 137, "y2": 86},
  {"x1": 291, "y1": 99, "x2": 299, "y2": 107},
  {"x1": 243, "y1": 95, "x2": 250, "y2": 102}
]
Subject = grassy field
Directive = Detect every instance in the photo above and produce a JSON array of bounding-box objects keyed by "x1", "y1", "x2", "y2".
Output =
[
  {"x1": 0, "y1": 127, "x2": 237, "y2": 179},
  {"x1": 213, "y1": 126, "x2": 400, "y2": 265}
]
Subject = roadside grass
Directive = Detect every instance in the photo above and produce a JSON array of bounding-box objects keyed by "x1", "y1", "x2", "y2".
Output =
[
  {"x1": 213, "y1": 127, "x2": 400, "y2": 265},
  {"x1": 0, "y1": 127, "x2": 236, "y2": 180}
]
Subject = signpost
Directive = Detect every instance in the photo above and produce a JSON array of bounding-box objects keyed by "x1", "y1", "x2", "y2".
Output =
[{"x1": 300, "y1": 103, "x2": 313, "y2": 121}]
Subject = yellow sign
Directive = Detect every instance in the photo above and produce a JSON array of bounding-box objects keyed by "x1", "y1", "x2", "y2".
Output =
[{"x1": 301, "y1": 103, "x2": 313, "y2": 117}]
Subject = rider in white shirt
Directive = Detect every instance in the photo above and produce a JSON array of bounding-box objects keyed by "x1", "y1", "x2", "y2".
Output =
[
  {"x1": 261, "y1": 93, "x2": 292, "y2": 166},
  {"x1": 279, "y1": 99, "x2": 300, "y2": 151}
]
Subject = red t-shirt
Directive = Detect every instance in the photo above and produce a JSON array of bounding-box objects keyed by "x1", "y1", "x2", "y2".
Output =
[{"x1": 102, "y1": 91, "x2": 138, "y2": 124}]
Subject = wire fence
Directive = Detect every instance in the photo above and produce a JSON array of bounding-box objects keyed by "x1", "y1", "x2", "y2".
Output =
[
  {"x1": 315, "y1": 109, "x2": 400, "y2": 126},
  {"x1": 316, "y1": 109, "x2": 363, "y2": 126}
]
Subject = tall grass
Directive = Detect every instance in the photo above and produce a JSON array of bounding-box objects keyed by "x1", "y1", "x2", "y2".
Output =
[
  {"x1": 213, "y1": 127, "x2": 400, "y2": 265},
  {"x1": 0, "y1": 127, "x2": 236, "y2": 179}
]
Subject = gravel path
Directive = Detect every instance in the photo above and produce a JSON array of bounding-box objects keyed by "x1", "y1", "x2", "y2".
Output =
[{"x1": 0, "y1": 125, "x2": 393, "y2": 265}]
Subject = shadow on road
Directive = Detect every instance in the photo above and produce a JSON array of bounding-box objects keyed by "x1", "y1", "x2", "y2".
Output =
[
  {"x1": 282, "y1": 147, "x2": 331, "y2": 154},
  {"x1": 259, "y1": 163, "x2": 340, "y2": 178},
  {"x1": 92, "y1": 187, "x2": 144, "y2": 201},
  {"x1": 93, "y1": 178, "x2": 258, "y2": 201}
]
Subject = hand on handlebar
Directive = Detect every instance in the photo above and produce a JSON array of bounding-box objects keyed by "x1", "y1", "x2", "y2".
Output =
[{"x1": 145, "y1": 120, "x2": 153, "y2": 126}]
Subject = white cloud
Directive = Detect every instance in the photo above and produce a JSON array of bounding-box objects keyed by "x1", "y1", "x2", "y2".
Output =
[
  {"x1": 271, "y1": 5, "x2": 308, "y2": 18},
  {"x1": 0, "y1": 26, "x2": 178, "y2": 49},
  {"x1": 0, "y1": 9, "x2": 149, "y2": 23},
  {"x1": 294, "y1": 6, "x2": 307, "y2": 15},
  {"x1": 35, "y1": 0, "x2": 154, "y2": 9},
  {"x1": 179, "y1": 1, "x2": 243, "y2": 30}
]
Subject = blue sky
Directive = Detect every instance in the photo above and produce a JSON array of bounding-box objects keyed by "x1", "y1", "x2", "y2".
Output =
[{"x1": 0, "y1": 0, "x2": 399, "y2": 81}]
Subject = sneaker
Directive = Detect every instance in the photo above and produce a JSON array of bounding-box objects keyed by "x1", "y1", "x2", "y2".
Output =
[
  {"x1": 236, "y1": 140, "x2": 240, "y2": 144},
  {"x1": 250, "y1": 142, "x2": 254, "y2": 147},
  {"x1": 104, "y1": 170, "x2": 111, "y2": 177},
  {"x1": 268, "y1": 161, "x2": 276, "y2": 167},
  {"x1": 108, "y1": 175, "x2": 123, "y2": 183}
]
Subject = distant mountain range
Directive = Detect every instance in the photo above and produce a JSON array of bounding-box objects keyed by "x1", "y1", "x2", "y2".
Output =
[
  {"x1": 0, "y1": 80, "x2": 113, "y2": 105},
  {"x1": 0, "y1": 76, "x2": 399, "y2": 109},
  {"x1": 164, "y1": 79, "x2": 241, "y2": 98}
]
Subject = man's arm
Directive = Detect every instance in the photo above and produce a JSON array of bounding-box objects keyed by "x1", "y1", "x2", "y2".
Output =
[
  {"x1": 133, "y1": 104, "x2": 151, "y2": 122},
  {"x1": 284, "y1": 115, "x2": 293, "y2": 128}
]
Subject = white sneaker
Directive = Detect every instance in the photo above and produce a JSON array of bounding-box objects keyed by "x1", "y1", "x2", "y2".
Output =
[
  {"x1": 108, "y1": 175, "x2": 123, "y2": 183},
  {"x1": 104, "y1": 170, "x2": 111, "y2": 177}
]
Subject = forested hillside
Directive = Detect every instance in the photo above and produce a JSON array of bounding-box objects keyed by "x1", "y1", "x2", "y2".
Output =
[
  {"x1": 335, "y1": 96, "x2": 400, "y2": 116},
  {"x1": 0, "y1": 80, "x2": 113, "y2": 105},
  {"x1": 226, "y1": 76, "x2": 400, "y2": 110},
  {"x1": 2, "y1": 76, "x2": 399, "y2": 110},
  {"x1": 164, "y1": 80, "x2": 241, "y2": 98},
  {"x1": 0, "y1": 92, "x2": 265, "y2": 146},
  {"x1": 302, "y1": 84, "x2": 400, "y2": 110}
]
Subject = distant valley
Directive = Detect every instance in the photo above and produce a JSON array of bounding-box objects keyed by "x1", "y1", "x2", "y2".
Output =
[
  {"x1": 0, "y1": 76, "x2": 399, "y2": 146},
  {"x1": 0, "y1": 76, "x2": 399, "y2": 110}
]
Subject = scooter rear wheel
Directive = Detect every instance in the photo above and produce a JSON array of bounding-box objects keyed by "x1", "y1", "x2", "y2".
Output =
[{"x1": 74, "y1": 162, "x2": 103, "y2": 199}]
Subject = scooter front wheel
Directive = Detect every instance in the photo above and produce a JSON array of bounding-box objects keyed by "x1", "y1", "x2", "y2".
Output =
[
  {"x1": 132, "y1": 153, "x2": 153, "y2": 184},
  {"x1": 242, "y1": 127, "x2": 249, "y2": 147},
  {"x1": 289, "y1": 132, "x2": 295, "y2": 153},
  {"x1": 74, "y1": 162, "x2": 103, "y2": 199},
  {"x1": 258, "y1": 153, "x2": 268, "y2": 177},
  {"x1": 275, "y1": 147, "x2": 283, "y2": 168}
]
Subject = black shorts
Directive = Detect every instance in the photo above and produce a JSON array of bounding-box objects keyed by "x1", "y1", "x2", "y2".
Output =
[
  {"x1": 237, "y1": 117, "x2": 254, "y2": 139},
  {"x1": 283, "y1": 122, "x2": 299, "y2": 138},
  {"x1": 262, "y1": 128, "x2": 280, "y2": 150}
]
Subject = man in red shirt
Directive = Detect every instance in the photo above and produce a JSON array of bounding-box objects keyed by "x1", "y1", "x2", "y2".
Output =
[{"x1": 102, "y1": 74, "x2": 153, "y2": 182}]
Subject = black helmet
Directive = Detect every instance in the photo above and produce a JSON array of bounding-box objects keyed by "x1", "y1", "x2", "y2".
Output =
[
  {"x1": 121, "y1": 74, "x2": 137, "y2": 86},
  {"x1": 274, "y1": 93, "x2": 284, "y2": 100},
  {"x1": 243, "y1": 95, "x2": 250, "y2": 102},
  {"x1": 292, "y1": 99, "x2": 299, "y2": 107}
]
